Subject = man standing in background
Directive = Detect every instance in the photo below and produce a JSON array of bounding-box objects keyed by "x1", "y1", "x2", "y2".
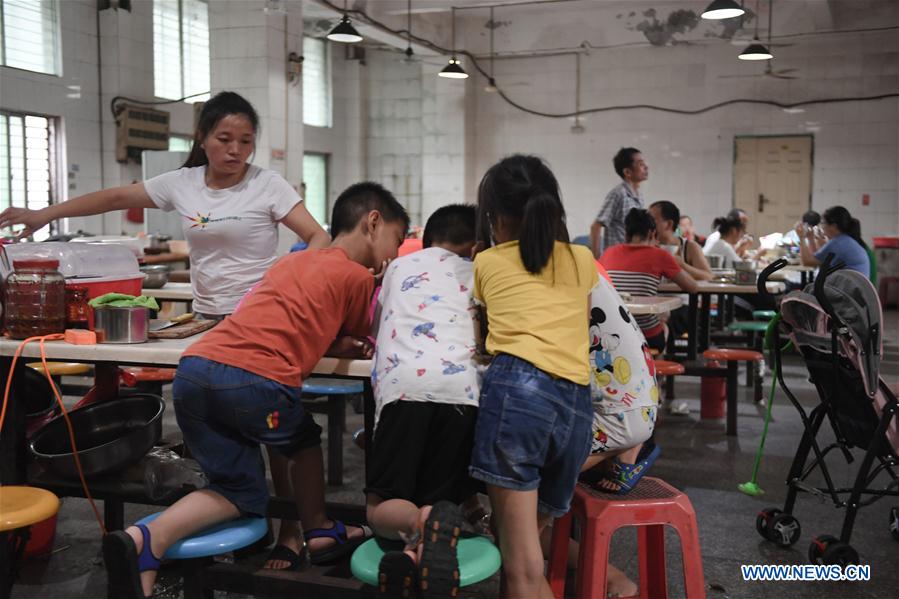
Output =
[{"x1": 591, "y1": 147, "x2": 649, "y2": 257}]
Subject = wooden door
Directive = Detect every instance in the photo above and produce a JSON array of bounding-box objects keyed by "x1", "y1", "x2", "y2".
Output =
[{"x1": 734, "y1": 136, "x2": 812, "y2": 237}]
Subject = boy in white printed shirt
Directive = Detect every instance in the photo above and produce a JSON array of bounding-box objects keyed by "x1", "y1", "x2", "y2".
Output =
[{"x1": 365, "y1": 204, "x2": 483, "y2": 597}]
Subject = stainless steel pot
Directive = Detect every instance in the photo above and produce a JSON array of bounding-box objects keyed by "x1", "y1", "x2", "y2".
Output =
[
  {"x1": 140, "y1": 264, "x2": 170, "y2": 289},
  {"x1": 94, "y1": 306, "x2": 149, "y2": 343},
  {"x1": 707, "y1": 255, "x2": 724, "y2": 269}
]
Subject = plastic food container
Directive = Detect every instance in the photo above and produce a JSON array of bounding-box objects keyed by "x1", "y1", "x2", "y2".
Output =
[
  {"x1": 4, "y1": 259, "x2": 66, "y2": 339},
  {"x1": 1, "y1": 242, "x2": 145, "y2": 307}
]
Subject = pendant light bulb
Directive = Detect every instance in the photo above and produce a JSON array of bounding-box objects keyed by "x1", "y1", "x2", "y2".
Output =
[
  {"x1": 701, "y1": 0, "x2": 745, "y2": 20},
  {"x1": 738, "y1": 38, "x2": 773, "y2": 60},
  {"x1": 484, "y1": 77, "x2": 497, "y2": 92},
  {"x1": 439, "y1": 58, "x2": 469, "y2": 79},
  {"x1": 327, "y1": 2, "x2": 363, "y2": 43}
]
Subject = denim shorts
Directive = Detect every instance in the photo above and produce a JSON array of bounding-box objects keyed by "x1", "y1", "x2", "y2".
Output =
[
  {"x1": 469, "y1": 353, "x2": 593, "y2": 517},
  {"x1": 173, "y1": 356, "x2": 322, "y2": 517}
]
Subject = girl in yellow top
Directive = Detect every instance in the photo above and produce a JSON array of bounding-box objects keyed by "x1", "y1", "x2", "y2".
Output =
[{"x1": 470, "y1": 154, "x2": 598, "y2": 598}]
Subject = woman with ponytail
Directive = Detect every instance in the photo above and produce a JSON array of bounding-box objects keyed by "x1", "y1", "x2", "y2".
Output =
[
  {"x1": 0, "y1": 91, "x2": 330, "y2": 318},
  {"x1": 797, "y1": 205, "x2": 870, "y2": 276},
  {"x1": 469, "y1": 154, "x2": 598, "y2": 597}
]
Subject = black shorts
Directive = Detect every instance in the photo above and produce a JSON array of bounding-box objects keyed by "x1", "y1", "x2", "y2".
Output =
[{"x1": 365, "y1": 401, "x2": 481, "y2": 507}]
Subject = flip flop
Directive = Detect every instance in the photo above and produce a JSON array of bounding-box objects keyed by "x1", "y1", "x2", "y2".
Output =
[
  {"x1": 263, "y1": 543, "x2": 305, "y2": 571},
  {"x1": 610, "y1": 443, "x2": 662, "y2": 494},
  {"x1": 102, "y1": 530, "x2": 154, "y2": 599},
  {"x1": 378, "y1": 551, "x2": 418, "y2": 598},
  {"x1": 418, "y1": 501, "x2": 463, "y2": 599},
  {"x1": 304, "y1": 520, "x2": 373, "y2": 565}
]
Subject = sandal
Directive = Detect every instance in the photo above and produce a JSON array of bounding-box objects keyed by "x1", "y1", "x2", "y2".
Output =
[
  {"x1": 304, "y1": 520, "x2": 372, "y2": 565},
  {"x1": 378, "y1": 551, "x2": 418, "y2": 598},
  {"x1": 607, "y1": 443, "x2": 661, "y2": 494},
  {"x1": 263, "y1": 543, "x2": 305, "y2": 571},
  {"x1": 102, "y1": 524, "x2": 160, "y2": 599},
  {"x1": 418, "y1": 501, "x2": 463, "y2": 599}
]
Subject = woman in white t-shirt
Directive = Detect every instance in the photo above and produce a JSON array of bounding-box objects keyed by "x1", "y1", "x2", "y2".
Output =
[
  {"x1": 0, "y1": 91, "x2": 330, "y2": 317},
  {"x1": 703, "y1": 215, "x2": 746, "y2": 268},
  {"x1": 0, "y1": 92, "x2": 354, "y2": 571}
]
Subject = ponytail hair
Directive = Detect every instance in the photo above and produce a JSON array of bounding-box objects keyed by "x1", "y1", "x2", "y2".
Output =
[
  {"x1": 823, "y1": 205, "x2": 868, "y2": 250},
  {"x1": 476, "y1": 154, "x2": 569, "y2": 274},
  {"x1": 182, "y1": 91, "x2": 259, "y2": 168}
]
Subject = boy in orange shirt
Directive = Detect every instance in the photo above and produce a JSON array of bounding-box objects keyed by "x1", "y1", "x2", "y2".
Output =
[{"x1": 103, "y1": 182, "x2": 409, "y2": 599}]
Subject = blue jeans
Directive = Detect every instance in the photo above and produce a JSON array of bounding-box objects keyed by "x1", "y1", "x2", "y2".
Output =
[
  {"x1": 469, "y1": 354, "x2": 593, "y2": 517},
  {"x1": 173, "y1": 356, "x2": 321, "y2": 516}
]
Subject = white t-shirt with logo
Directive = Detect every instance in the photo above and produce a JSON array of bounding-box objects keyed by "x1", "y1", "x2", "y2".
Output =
[
  {"x1": 143, "y1": 165, "x2": 301, "y2": 315},
  {"x1": 371, "y1": 247, "x2": 482, "y2": 427}
]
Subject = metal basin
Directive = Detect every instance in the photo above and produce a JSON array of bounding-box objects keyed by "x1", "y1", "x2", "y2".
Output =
[
  {"x1": 29, "y1": 394, "x2": 165, "y2": 479},
  {"x1": 94, "y1": 306, "x2": 149, "y2": 343},
  {"x1": 140, "y1": 264, "x2": 170, "y2": 289}
]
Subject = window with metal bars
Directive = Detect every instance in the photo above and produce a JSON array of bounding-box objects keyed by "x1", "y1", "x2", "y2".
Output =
[
  {"x1": 0, "y1": 112, "x2": 57, "y2": 241},
  {"x1": 153, "y1": 0, "x2": 210, "y2": 102},
  {"x1": 0, "y1": 0, "x2": 60, "y2": 76},
  {"x1": 303, "y1": 37, "x2": 331, "y2": 128}
]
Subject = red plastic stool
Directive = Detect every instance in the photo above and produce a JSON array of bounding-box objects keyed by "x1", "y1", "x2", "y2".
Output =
[
  {"x1": 548, "y1": 478, "x2": 706, "y2": 599},
  {"x1": 120, "y1": 367, "x2": 176, "y2": 396},
  {"x1": 702, "y1": 349, "x2": 763, "y2": 436}
]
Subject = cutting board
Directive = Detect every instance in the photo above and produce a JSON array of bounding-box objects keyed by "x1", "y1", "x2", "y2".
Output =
[{"x1": 148, "y1": 319, "x2": 218, "y2": 339}]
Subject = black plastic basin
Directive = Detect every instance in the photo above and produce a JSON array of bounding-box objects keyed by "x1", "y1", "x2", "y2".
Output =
[{"x1": 29, "y1": 394, "x2": 165, "y2": 479}]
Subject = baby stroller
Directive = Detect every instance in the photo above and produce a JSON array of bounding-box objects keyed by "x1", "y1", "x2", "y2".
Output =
[{"x1": 753, "y1": 257, "x2": 899, "y2": 565}]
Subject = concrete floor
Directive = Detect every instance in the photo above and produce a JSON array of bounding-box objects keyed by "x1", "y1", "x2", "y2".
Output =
[{"x1": 10, "y1": 309, "x2": 899, "y2": 598}]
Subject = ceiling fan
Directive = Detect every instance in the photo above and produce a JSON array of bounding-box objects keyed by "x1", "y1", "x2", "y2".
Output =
[{"x1": 719, "y1": 62, "x2": 799, "y2": 79}]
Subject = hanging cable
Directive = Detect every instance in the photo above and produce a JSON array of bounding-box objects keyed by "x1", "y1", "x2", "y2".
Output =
[{"x1": 315, "y1": 0, "x2": 899, "y2": 118}]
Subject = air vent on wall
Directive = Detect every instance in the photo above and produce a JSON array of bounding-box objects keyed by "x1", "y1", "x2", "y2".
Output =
[{"x1": 114, "y1": 104, "x2": 170, "y2": 163}]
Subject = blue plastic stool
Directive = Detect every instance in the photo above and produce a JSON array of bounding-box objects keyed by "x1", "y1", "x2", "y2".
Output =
[
  {"x1": 135, "y1": 513, "x2": 267, "y2": 598},
  {"x1": 301, "y1": 378, "x2": 365, "y2": 486},
  {"x1": 350, "y1": 536, "x2": 501, "y2": 589}
]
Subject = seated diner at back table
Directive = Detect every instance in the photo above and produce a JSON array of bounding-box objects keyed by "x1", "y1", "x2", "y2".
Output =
[{"x1": 600, "y1": 208, "x2": 698, "y2": 352}]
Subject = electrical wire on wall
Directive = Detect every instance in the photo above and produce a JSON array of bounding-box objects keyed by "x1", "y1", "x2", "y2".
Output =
[{"x1": 316, "y1": 0, "x2": 899, "y2": 118}]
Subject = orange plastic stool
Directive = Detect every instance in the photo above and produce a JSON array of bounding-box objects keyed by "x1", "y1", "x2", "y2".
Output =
[
  {"x1": 654, "y1": 359, "x2": 684, "y2": 404},
  {"x1": 653, "y1": 360, "x2": 685, "y2": 377},
  {"x1": 702, "y1": 349, "x2": 763, "y2": 436},
  {"x1": 120, "y1": 367, "x2": 177, "y2": 396},
  {"x1": 548, "y1": 478, "x2": 706, "y2": 599}
]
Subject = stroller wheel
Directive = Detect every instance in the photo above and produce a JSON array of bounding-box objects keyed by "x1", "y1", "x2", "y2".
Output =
[
  {"x1": 768, "y1": 513, "x2": 801, "y2": 547},
  {"x1": 755, "y1": 508, "x2": 782, "y2": 540},
  {"x1": 822, "y1": 541, "x2": 860, "y2": 566},
  {"x1": 808, "y1": 535, "x2": 839, "y2": 564},
  {"x1": 890, "y1": 507, "x2": 899, "y2": 542}
]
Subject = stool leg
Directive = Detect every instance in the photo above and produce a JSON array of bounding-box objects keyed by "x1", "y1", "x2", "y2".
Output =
[
  {"x1": 671, "y1": 504, "x2": 707, "y2": 599},
  {"x1": 726, "y1": 361, "x2": 738, "y2": 436},
  {"x1": 575, "y1": 518, "x2": 610, "y2": 599},
  {"x1": 104, "y1": 499, "x2": 124, "y2": 532},
  {"x1": 181, "y1": 557, "x2": 214, "y2": 599},
  {"x1": 745, "y1": 334, "x2": 755, "y2": 387},
  {"x1": 327, "y1": 396, "x2": 345, "y2": 486},
  {"x1": 638, "y1": 525, "x2": 668, "y2": 599},
  {"x1": 665, "y1": 374, "x2": 675, "y2": 401},
  {"x1": 547, "y1": 513, "x2": 572, "y2": 599}
]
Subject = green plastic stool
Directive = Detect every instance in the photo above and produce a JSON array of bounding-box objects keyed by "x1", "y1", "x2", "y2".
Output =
[
  {"x1": 351, "y1": 536, "x2": 501, "y2": 588},
  {"x1": 752, "y1": 310, "x2": 776, "y2": 320},
  {"x1": 729, "y1": 321, "x2": 768, "y2": 333}
]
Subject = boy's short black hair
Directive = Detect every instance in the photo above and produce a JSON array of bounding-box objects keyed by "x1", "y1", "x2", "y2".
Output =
[
  {"x1": 423, "y1": 204, "x2": 477, "y2": 249},
  {"x1": 330, "y1": 182, "x2": 410, "y2": 239}
]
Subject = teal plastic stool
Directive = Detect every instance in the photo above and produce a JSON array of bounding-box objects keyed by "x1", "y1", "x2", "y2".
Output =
[
  {"x1": 752, "y1": 310, "x2": 776, "y2": 320},
  {"x1": 135, "y1": 512, "x2": 268, "y2": 559},
  {"x1": 135, "y1": 513, "x2": 267, "y2": 598},
  {"x1": 302, "y1": 377, "x2": 364, "y2": 486},
  {"x1": 728, "y1": 321, "x2": 768, "y2": 333},
  {"x1": 350, "y1": 536, "x2": 501, "y2": 588}
]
